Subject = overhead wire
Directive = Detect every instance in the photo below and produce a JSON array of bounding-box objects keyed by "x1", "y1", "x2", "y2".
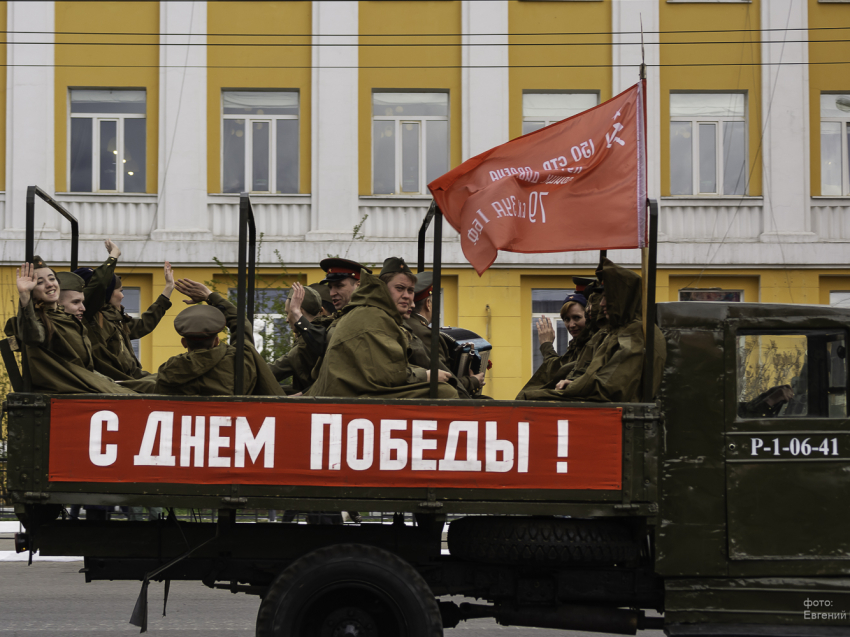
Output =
[
  {"x1": 0, "y1": 61, "x2": 847, "y2": 69},
  {"x1": 0, "y1": 37, "x2": 846, "y2": 47},
  {"x1": 1, "y1": 25, "x2": 849, "y2": 36},
  {"x1": 687, "y1": 0, "x2": 797, "y2": 298}
]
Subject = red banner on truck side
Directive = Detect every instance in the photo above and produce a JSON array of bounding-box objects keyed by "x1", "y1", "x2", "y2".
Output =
[{"x1": 48, "y1": 399, "x2": 623, "y2": 490}]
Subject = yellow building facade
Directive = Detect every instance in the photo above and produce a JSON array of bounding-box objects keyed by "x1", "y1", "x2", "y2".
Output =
[{"x1": 0, "y1": 1, "x2": 848, "y2": 400}]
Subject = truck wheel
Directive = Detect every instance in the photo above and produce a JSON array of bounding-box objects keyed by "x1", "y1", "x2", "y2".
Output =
[
  {"x1": 255, "y1": 543, "x2": 443, "y2": 637},
  {"x1": 448, "y1": 516, "x2": 637, "y2": 566}
]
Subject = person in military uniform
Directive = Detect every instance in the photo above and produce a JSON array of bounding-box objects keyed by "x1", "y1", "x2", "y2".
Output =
[
  {"x1": 269, "y1": 283, "x2": 324, "y2": 394},
  {"x1": 73, "y1": 240, "x2": 174, "y2": 382},
  {"x1": 5, "y1": 258, "x2": 134, "y2": 394},
  {"x1": 152, "y1": 279, "x2": 284, "y2": 396},
  {"x1": 308, "y1": 282, "x2": 335, "y2": 316},
  {"x1": 518, "y1": 259, "x2": 666, "y2": 402},
  {"x1": 405, "y1": 272, "x2": 484, "y2": 397},
  {"x1": 306, "y1": 258, "x2": 457, "y2": 398},
  {"x1": 56, "y1": 271, "x2": 87, "y2": 320},
  {"x1": 300, "y1": 258, "x2": 374, "y2": 380},
  {"x1": 518, "y1": 279, "x2": 600, "y2": 397}
]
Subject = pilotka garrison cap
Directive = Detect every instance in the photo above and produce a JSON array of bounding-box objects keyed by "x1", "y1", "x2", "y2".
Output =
[
  {"x1": 56, "y1": 271, "x2": 85, "y2": 293},
  {"x1": 413, "y1": 272, "x2": 433, "y2": 303},
  {"x1": 379, "y1": 257, "x2": 416, "y2": 280},
  {"x1": 174, "y1": 305, "x2": 226, "y2": 338},
  {"x1": 320, "y1": 258, "x2": 372, "y2": 284},
  {"x1": 308, "y1": 283, "x2": 334, "y2": 314},
  {"x1": 290, "y1": 285, "x2": 322, "y2": 317},
  {"x1": 30, "y1": 255, "x2": 49, "y2": 269}
]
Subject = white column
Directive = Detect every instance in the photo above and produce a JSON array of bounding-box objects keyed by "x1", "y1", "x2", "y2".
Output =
[
  {"x1": 308, "y1": 1, "x2": 359, "y2": 241},
  {"x1": 461, "y1": 1, "x2": 509, "y2": 161},
  {"x1": 153, "y1": 1, "x2": 210, "y2": 241},
  {"x1": 759, "y1": 0, "x2": 814, "y2": 242},
  {"x1": 612, "y1": 0, "x2": 660, "y2": 204},
  {"x1": 4, "y1": 1, "x2": 56, "y2": 240}
]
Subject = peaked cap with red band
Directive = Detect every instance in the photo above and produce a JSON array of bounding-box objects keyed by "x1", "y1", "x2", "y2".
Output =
[
  {"x1": 319, "y1": 258, "x2": 372, "y2": 284},
  {"x1": 413, "y1": 272, "x2": 434, "y2": 303}
]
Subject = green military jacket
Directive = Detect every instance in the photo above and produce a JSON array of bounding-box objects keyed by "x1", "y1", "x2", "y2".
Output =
[
  {"x1": 5, "y1": 302, "x2": 135, "y2": 394},
  {"x1": 518, "y1": 260, "x2": 666, "y2": 403},
  {"x1": 86, "y1": 296, "x2": 172, "y2": 381},
  {"x1": 517, "y1": 291, "x2": 606, "y2": 397},
  {"x1": 153, "y1": 292, "x2": 284, "y2": 397},
  {"x1": 270, "y1": 331, "x2": 316, "y2": 394},
  {"x1": 404, "y1": 314, "x2": 476, "y2": 398},
  {"x1": 305, "y1": 272, "x2": 457, "y2": 399}
]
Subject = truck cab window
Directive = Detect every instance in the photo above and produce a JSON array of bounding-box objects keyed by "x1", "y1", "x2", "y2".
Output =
[{"x1": 737, "y1": 331, "x2": 847, "y2": 418}]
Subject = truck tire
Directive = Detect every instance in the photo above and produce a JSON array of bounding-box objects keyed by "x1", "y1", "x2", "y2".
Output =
[
  {"x1": 448, "y1": 516, "x2": 637, "y2": 566},
  {"x1": 255, "y1": 543, "x2": 443, "y2": 637}
]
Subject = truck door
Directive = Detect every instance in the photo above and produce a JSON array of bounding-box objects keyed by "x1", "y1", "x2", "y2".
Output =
[{"x1": 725, "y1": 327, "x2": 850, "y2": 562}]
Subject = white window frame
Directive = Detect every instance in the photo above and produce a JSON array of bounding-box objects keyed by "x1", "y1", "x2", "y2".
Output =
[
  {"x1": 521, "y1": 91, "x2": 599, "y2": 134},
  {"x1": 221, "y1": 92, "x2": 299, "y2": 195},
  {"x1": 371, "y1": 92, "x2": 449, "y2": 196},
  {"x1": 69, "y1": 96, "x2": 145, "y2": 193},
  {"x1": 678, "y1": 288, "x2": 744, "y2": 302},
  {"x1": 670, "y1": 92, "x2": 748, "y2": 197},
  {"x1": 121, "y1": 287, "x2": 142, "y2": 359},
  {"x1": 821, "y1": 94, "x2": 850, "y2": 196},
  {"x1": 829, "y1": 291, "x2": 850, "y2": 308},
  {"x1": 530, "y1": 288, "x2": 574, "y2": 369}
]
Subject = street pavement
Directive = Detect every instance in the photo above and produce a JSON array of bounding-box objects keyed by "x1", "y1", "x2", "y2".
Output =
[{"x1": 0, "y1": 560, "x2": 665, "y2": 636}]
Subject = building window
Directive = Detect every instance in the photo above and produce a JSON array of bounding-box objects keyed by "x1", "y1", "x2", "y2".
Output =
[
  {"x1": 821, "y1": 94, "x2": 850, "y2": 196},
  {"x1": 229, "y1": 288, "x2": 290, "y2": 360},
  {"x1": 679, "y1": 288, "x2": 744, "y2": 302},
  {"x1": 222, "y1": 91, "x2": 299, "y2": 194},
  {"x1": 372, "y1": 92, "x2": 449, "y2": 195},
  {"x1": 531, "y1": 288, "x2": 573, "y2": 370},
  {"x1": 522, "y1": 92, "x2": 598, "y2": 135},
  {"x1": 830, "y1": 291, "x2": 850, "y2": 308},
  {"x1": 670, "y1": 93, "x2": 747, "y2": 196},
  {"x1": 737, "y1": 331, "x2": 846, "y2": 419},
  {"x1": 70, "y1": 90, "x2": 146, "y2": 193},
  {"x1": 121, "y1": 287, "x2": 141, "y2": 359}
]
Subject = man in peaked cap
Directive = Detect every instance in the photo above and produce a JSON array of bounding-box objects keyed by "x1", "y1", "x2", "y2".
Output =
[
  {"x1": 151, "y1": 279, "x2": 284, "y2": 397},
  {"x1": 56, "y1": 271, "x2": 87, "y2": 320},
  {"x1": 306, "y1": 258, "x2": 457, "y2": 399},
  {"x1": 403, "y1": 272, "x2": 484, "y2": 398},
  {"x1": 301, "y1": 259, "x2": 375, "y2": 382},
  {"x1": 320, "y1": 257, "x2": 372, "y2": 312}
]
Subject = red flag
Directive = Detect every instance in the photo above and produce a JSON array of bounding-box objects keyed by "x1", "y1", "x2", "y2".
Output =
[{"x1": 429, "y1": 82, "x2": 647, "y2": 275}]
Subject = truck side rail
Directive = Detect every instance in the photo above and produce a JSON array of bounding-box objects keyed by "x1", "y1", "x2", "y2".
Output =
[
  {"x1": 7, "y1": 393, "x2": 660, "y2": 519},
  {"x1": 234, "y1": 193, "x2": 257, "y2": 395}
]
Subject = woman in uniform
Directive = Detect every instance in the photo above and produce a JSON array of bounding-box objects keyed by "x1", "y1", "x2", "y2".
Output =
[
  {"x1": 6, "y1": 257, "x2": 134, "y2": 394},
  {"x1": 74, "y1": 240, "x2": 174, "y2": 382}
]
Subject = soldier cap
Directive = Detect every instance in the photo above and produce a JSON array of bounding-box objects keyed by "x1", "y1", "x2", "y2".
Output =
[
  {"x1": 413, "y1": 272, "x2": 433, "y2": 303},
  {"x1": 174, "y1": 305, "x2": 226, "y2": 338},
  {"x1": 308, "y1": 283, "x2": 335, "y2": 315},
  {"x1": 320, "y1": 258, "x2": 372, "y2": 284},
  {"x1": 380, "y1": 257, "x2": 416, "y2": 282},
  {"x1": 572, "y1": 276, "x2": 596, "y2": 294},
  {"x1": 289, "y1": 285, "x2": 322, "y2": 317},
  {"x1": 56, "y1": 271, "x2": 85, "y2": 293},
  {"x1": 562, "y1": 292, "x2": 587, "y2": 308},
  {"x1": 30, "y1": 255, "x2": 49, "y2": 270}
]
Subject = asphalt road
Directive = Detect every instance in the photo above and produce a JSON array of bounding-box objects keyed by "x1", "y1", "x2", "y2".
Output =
[{"x1": 0, "y1": 559, "x2": 665, "y2": 637}]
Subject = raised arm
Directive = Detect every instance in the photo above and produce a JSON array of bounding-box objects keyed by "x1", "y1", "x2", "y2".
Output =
[
  {"x1": 127, "y1": 262, "x2": 174, "y2": 339},
  {"x1": 175, "y1": 278, "x2": 254, "y2": 346},
  {"x1": 82, "y1": 239, "x2": 121, "y2": 319}
]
